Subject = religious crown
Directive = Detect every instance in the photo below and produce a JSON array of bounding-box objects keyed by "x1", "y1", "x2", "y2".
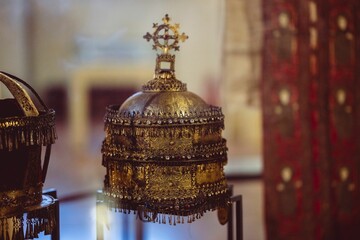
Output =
[{"x1": 101, "y1": 14, "x2": 230, "y2": 224}]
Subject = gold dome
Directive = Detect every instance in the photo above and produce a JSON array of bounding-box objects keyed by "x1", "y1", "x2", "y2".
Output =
[
  {"x1": 119, "y1": 91, "x2": 208, "y2": 115},
  {"x1": 102, "y1": 14, "x2": 229, "y2": 224}
]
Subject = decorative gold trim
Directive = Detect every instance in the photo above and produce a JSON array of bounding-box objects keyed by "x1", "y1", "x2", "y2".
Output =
[
  {"x1": 0, "y1": 185, "x2": 43, "y2": 217},
  {"x1": 0, "y1": 110, "x2": 56, "y2": 151}
]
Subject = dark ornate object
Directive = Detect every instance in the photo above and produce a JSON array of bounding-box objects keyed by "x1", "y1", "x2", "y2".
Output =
[
  {"x1": 0, "y1": 72, "x2": 57, "y2": 239},
  {"x1": 101, "y1": 14, "x2": 230, "y2": 224}
]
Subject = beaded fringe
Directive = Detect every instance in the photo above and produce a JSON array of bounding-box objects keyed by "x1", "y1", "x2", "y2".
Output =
[
  {"x1": 136, "y1": 210, "x2": 204, "y2": 225},
  {"x1": 110, "y1": 206, "x2": 205, "y2": 225},
  {"x1": 0, "y1": 125, "x2": 56, "y2": 151},
  {"x1": 0, "y1": 207, "x2": 56, "y2": 240},
  {"x1": 102, "y1": 193, "x2": 230, "y2": 225}
]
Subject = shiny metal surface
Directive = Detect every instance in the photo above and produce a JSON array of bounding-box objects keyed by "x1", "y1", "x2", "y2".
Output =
[{"x1": 102, "y1": 15, "x2": 230, "y2": 224}]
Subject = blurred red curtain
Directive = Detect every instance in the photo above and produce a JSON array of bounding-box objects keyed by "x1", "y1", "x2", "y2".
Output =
[{"x1": 262, "y1": 0, "x2": 360, "y2": 239}]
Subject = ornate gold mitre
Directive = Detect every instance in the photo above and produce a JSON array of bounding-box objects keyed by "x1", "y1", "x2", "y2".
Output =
[{"x1": 102, "y1": 14, "x2": 230, "y2": 224}]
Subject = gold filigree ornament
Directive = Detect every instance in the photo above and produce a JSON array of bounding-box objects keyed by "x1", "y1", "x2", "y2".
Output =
[
  {"x1": 0, "y1": 72, "x2": 57, "y2": 237},
  {"x1": 101, "y1": 14, "x2": 230, "y2": 224}
]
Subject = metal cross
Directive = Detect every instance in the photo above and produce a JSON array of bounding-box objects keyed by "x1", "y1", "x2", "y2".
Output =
[{"x1": 144, "y1": 14, "x2": 188, "y2": 54}]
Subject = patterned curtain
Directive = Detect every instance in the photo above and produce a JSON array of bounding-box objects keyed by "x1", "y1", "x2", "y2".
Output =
[{"x1": 262, "y1": 0, "x2": 360, "y2": 239}]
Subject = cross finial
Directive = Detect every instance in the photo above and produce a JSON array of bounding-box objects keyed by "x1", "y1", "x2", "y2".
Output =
[
  {"x1": 143, "y1": 14, "x2": 188, "y2": 54},
  {"x1": 162, "y1": 14, "x2": 171, "y2": 24}
]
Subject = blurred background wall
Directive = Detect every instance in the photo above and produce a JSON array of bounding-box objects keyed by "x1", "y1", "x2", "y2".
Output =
[{"x1": 0, "y1": 0, "x2": 263, "y2": 173}]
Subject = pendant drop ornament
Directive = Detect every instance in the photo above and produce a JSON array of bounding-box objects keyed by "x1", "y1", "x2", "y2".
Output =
[{"x1": 217, "y1": 206, "x2": 229, "y2": 225}]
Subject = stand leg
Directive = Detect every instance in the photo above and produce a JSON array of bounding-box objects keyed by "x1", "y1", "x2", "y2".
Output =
[
  {"x1": 135, "y1": 218, "x2": 144, "y2": 240},
  {"x1": 227, "y1": 200, "x2": 234, "y2": 240},
  {"x1": 53, "y1": 199, "x2": 60, "y2": 240},
  {"x1": 96, "y1": 190, "x2": 104, "y2": 240},
  {"x1": 235, "y1": 196, "x2": 243, "y2": 240},
  {"x1": 228, "y1": 194, "x2": 243, "y2": 240},
  {"x1": 227, "y1": 185, "x2": 234, "y2": 240}
]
